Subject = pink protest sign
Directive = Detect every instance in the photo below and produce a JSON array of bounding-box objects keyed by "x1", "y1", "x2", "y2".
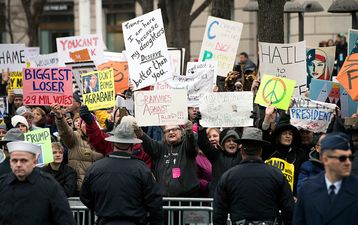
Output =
[{"x1": 22, "y1": 67, "x2": 73, "y2": 106}]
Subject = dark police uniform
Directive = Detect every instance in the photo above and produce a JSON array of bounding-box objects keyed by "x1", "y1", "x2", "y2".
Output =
[
  {"x1": 0, "y1": 167, "x2": 75, "y2": 225},
  {"x1": 214, "y1": 159, "x2": 294, "y2": 225},
  {"x1": 80, "y1": 151, "x2": 163, "y2": 225}
]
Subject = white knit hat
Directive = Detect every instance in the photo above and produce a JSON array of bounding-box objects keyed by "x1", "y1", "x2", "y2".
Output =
[{"x1": 11, "y1": 115, "x2": 29, "y2": 129}]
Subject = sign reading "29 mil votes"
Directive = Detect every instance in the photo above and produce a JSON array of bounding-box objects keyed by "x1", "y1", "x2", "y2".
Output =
[{"x1": 22, "y1": 67, "x2": 73, "y2": 106}]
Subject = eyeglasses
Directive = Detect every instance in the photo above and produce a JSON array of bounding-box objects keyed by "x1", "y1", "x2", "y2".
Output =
[
  {"x1": 164, "y1": 128, "x2": 180, "y2": 134},
  {"x1": 327, "y1": 155, "x2": 355, "y2": 162}
]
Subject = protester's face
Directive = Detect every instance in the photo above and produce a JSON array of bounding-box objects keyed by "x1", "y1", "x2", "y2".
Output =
[
  {"x1": 52, "y1": 146, "x2": 63, "y2": 164},
  {"x1": 188, "y1": 107, "x2": 198, "y2": 121},
  {"x1": 0, "y1": 128, "x2": 6, "y2": 139},
  {"x1": 239, "y1": 55, "x2": 247, "y2": 64},
  {"x1": 224, "y1": 137, "x2": 238, "y2": 154},
  {"x1": 164, "y1": 125, "x2": 182, "y2": 144},
  {"x1": 16, "y1": 123, "x2": 28, "y2": 133},
  {"x1": 14, "y1": 96, "x2": 23, "y2": 108},
  {"x1": 300, "y1": 129, "x2": 313, "y2": 146},
  {"x1": 279, "y1": 130, "x2": 293, "y2": 146},
  {"x1": 90, "y1": 75, "x2": 97, "y2": 89},
  {"x1": 74, "y1": 118, "x2": 81, "y2": 129},
  {"x1": 207, "y1": 129, "x2": 220, "y2": 147},
  {"x1": 315, "y1": 134, "x2": 326, "y2": 153},
  {"x1": 80, "y1": 122, "x2": 87, "y2": 135},
  {"x1": 23, "y1": 112, "x2": 34, "y2": 127},
  {"x1": 32, "y1": 109, "x2": 43, "y2": 124},
  {"x1": 323, "y1": 149, "x2": 352, "y2": 179},
  {"x1": 10, "y1": 151, "x2": 36, "y2": 181}
]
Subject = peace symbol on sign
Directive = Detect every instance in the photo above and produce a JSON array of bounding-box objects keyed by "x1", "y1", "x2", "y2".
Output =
[{"x1": 262, "y1": 77, "x2": 287, "y2": 104}]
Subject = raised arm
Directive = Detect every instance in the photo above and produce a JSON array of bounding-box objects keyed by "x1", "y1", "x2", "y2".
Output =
[{"x1": 52, "y1": 104, "x2": 78, "y2": 149}]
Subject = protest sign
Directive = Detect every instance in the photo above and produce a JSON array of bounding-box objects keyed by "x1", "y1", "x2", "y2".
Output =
[
  {"x1": 0, "y1": 96, "x2": 8, "y2": 120},
  {"x1": 28, "y1": 52, "x2": 59, "y2": 68},
  {"x1": 348, "y1": 29, "x2": 358, "y2": 55},
  {"x1": 22, "y1": 67, "x2": 73, "y2": 106},
  {"x1": 122, "y1": 9, "x2": 172, "y2": 90},
  {"x1": 25, "y1": 47, "x2": 40, "y2": 58},
  {"x1": 7, "y1": 71, "x2": 23, "y2": 95},
  {"x1": 81, "y1": 69, "x2": 115, "y2": 110},
  {"x1": 265, "y1": 157, "x2": 295, "y2": 192},
  {"x1": 56, "y1": 34, "x2": 105, "y2": 66},
  {"x1": 98, "y1": 61, "x2": 129, "y2": 94},
  {"x1": 134, "y1": 89, "x2": 187, "y2": 126},
  {"x1": 258, "y1": 41, "x2": 306, "y2": 96},
  {"x1": 306, "y1": 46, "x2": 335, "y2": 87},
  {"x1": 199, "y1": 92, "x2": 253, "y2": 127},
  {"x1": 0, "y1": 44, "x2": 26, "y2": 72},
  {"x1": 255, "y1": 74, "x2": 296, "y2": 110},
  {"x1": 199, "y1": 16, "x2": 243, "y2": 77},
  {"x1": 290, "y1": 98, "x2": 336, "y2": 133},
  {"x1": 69, "y1": 48, "x2": 91, "y2": 62},
  {"x1": 104, "y1": 51, "x2": 126, "y2": 62},
  {"x1": 168, "y1": 48, "x2": 185, "y2": 75},
  {"x1": 24, "y1": 128, "x2": 53, "y2": 166},
  {"x1": 66, "y1": 61, "x2": 97, "y2": 95},
  {"x1": 336, "y1": 53, "x2": 358, "y2": 101},
  {"x1": 309, "y1": 79, "x2": 358, "y2": 117}
]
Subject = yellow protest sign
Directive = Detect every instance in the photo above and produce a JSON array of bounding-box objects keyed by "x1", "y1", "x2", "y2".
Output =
[
  {"x1": 7, "y1": 71, "x2": 23, "y2": 95},
  {"x1": 81, "y1": 69, "x2": 115, "y2": 111},
  {"x1": 255, "y1": 74, "x2": 296, "y2": 110},
  {"x1": 265, "y1": 157, "x2": 295, "y2": 191}
]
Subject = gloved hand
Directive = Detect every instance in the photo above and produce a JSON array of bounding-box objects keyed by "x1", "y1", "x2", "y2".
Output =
[
  {"x1": 132, "y1": 122, "x2": 144, "y2": 138},
  {"x1": 105, "y1": 119, "x2": 114, "y2": 132},
  {"x1": 193, "y1": 111, "x2": 202, "y2": 126},
  {"x1": 79, "y1": 105, "x2": 94, "y2": 124}
]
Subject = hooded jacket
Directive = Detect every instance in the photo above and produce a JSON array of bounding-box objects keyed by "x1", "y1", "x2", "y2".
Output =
[{"x1": 297, "y1": 150, "x2": 324, "y2": 193}]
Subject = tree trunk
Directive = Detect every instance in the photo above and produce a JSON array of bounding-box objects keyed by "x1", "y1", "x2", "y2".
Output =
[
  {"x1": 211, "y1": 0, "x2": 233, "y2": 20},
  {"x1": 257, "y1": 0, "x2": 286, "y2": 43},
  {"x1": 6, "y1": 0, "x2": 14, "y2": 43},
  {"x1": 136, "y1": 0, "x2": 154, "y2": 14}
]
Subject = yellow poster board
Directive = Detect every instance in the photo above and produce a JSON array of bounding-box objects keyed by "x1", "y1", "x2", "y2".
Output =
[
  {"x1": 7, "y1": 71, "x2": 23, "y2": 95},
  {"x1": 265, "y1": 157, "x2": 295, "y2": 191}
]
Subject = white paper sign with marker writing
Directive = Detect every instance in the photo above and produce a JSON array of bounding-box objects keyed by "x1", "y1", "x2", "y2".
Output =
[{"x1": 0, "y1": 44, "x2": 26, "y2": 72}]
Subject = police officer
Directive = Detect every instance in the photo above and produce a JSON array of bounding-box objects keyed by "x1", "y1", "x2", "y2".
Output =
[
  {"x1": 214, "y1": 127, "x2": 294, "y2": 225},
  {"x1": 80, "y1": 120, "x2": 163, "y2": 225},
  {"x1": 0, "y1": 141, "x2": 75, "y2": 225}
]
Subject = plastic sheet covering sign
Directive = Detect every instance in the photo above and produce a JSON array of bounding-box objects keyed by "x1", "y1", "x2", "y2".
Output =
[
  {"x1": 134, "y1": 89, "x2": 188, "y2": 126},
  {"x1": 24, "y1": 128, "x2": 53, "y2": 166},
  {"x1": 199, "y1": 16, "x2": 243, "y2": 77},
  {"x1": 265, "y1": 157, "x2": 294, "y2": 192},
  {"x1": 336, "y1": 53, "x2": 358, "y2": 101},
  {"x1": 7, "y1": 71, "x2": 23, "y2": 95},
  {"x1": 255, "y1": 74, "x2": 296, "y2": 111},
  {"x1": 98, "y1": 61, "x2": 129, "y2": 94},
  {"x1": 0, "y1": 44, "x2": 26, "y2": 72},
  {"x1": 81, "y1": 69, "x2": 115, "y2": 111},
  {"x1": 258, "y1": 41, "x2": 306, "y2": 96},
  {"x1": 122, "y1": 9, "x2": 172, "y2": 90},
  {"x1": 28, "y1": 52, "x2": 59, "y2": 68},
  {"x1": 199, "y1": 92, "x2": 253, "y2": 127},
  {"x1": 22, "y1": 67, "x2": 73, "y2": 106},
  {"x1": 290, "y1": 98, "x2": 336, "y2": 133},
  {"x1": 56, "y1": 34, "x2": 105, "y2": 66}
]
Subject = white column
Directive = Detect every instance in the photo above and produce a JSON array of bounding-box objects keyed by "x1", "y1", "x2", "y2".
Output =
[
  {"x1": 79, "y1": 0, "x2": 91, "y2": 35},
  {"x1": 95, "y1": 0, "x2": 103, "y2": 36}
]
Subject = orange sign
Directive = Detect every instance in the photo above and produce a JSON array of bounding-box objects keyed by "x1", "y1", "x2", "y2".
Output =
[
  {"x1": 337, "y1": 53, "x2": 358, "y2": 101},
  {"x1": 98, "y1": 61, "x2": 129, "y2": 94},
  {"x1": 69, "y1": 49, "x2": 91, "y2": 62}
]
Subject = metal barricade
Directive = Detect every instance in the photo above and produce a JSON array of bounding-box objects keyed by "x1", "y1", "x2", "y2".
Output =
[{"x1": 68, "y1": 197, "x2": 95, "y2": 225}]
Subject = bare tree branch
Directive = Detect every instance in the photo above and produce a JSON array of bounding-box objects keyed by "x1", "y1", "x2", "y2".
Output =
[{"x1": 189, "y1": 0, "x2": 212, "y2": 23}]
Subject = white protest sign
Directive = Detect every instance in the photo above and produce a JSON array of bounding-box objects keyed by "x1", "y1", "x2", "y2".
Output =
[
  {"x1": 199, "y1": 92, "x2": 253, "y2": 127},
  {"x1": 56, "y1": 34, "x2": 105, "y2": 66},
  {"x1": 168, "y1": 48, "x2": 185, "y2": 75},
  {"x1": 0, "y1": 44, "x2": 26, "y2": 72},
  {"x1": 290, "y1": 98, "x2": 336, "y2": 133},
  {"x1": 28, "y1": 53, "x2": 59, "y2": 68},
  {"x1": 25, "y1": 47, "x2": 40, "y2": 58},
  {"x1": 123, "y1": 9, "x2": 172, "y2": 90},
  {"x1": 134, "y1": 89, "x2": 187, "y2": 126},
  {"x1": 104, "y1": 51, "x2": 126, "y2": 62},
  {"x1": 258, "y1": 41, "x2": 307, "y2": 96},
  {"x1": 199, "y1": 16, "x2": 243, "y2": 77}
]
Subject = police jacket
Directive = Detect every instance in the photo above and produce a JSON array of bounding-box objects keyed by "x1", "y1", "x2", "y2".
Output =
[
  {"x1": 80, "y1": 151, "x2": 163, "y2": 225},
  {"x1": 214, "y1": 159, "x2": 294, "y2": 225},
  {"x1": 0, "y1": 168, "x2": 75, "y2": 225}
]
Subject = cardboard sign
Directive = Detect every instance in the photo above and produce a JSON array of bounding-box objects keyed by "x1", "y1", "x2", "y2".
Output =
[
  {"x1": 28, "y1": 52, "x2": 59, "y2": 68},
  {"x1": 258, "y1": 41, "x2": 307, "y2": 96},
  {"x1": 199, "y1": 92, "x2": 253, "y2": 127},
  {"x1": 134, "y1": 89, "x2": 188, "y2": 126},
  {"x1": 336, "y1": 53, "x2": 358, "y2": 101},
  {"x1": 309, "y1": 79, "x2": 358, "y2": 117},
  {"x1": 199, "y1": 16, "x2": 243, "y2": 77},
  {"x1": 81, "y1": 69, "x2": 115, "y2": 110},
  {"x1": 265, "y1": 157, "x2": 295, "y2": 192},
  {"x1": 0, "y1": 96, "x2": 8, "y2": 120},
  {"x1": 98, "y1": 61, "x2": 129, "y2": 94},
  {"x1": 348, "y1": 29, "x2": 358, "y2": 55},
  {"x1": 69, "y1": 48, "x2": 91, "y2": 62},
  {"x1": 24, "y1": 128, "x2": 53, "y2": 166},
  {"x1": 22, "y1": 67, "x2": 73, "y2": 106},
  {"x1": 168, "y1": 48, "x2": 185, "y2": 75},
  {"x1": 306, "y1": 46, "x2": 335, "y2": 87},
  {"x1": 290, "y1": 98, "x2": 336, "y2": 133},
  {"x1": 7, "y1": 71, "x2": 23, "y2": 95},
  {"x1": 56, "y1": 34, "x2": 105, "y2": 66},
  {"x1": 122, "y1": 9, "x2": 172, "y2": 90},
  {"x1": 255, "y1": 74, "x2": 296, "y2": 110},
  {"x1": 0, "y1": 44, "x2": 26, "y2": 72}
]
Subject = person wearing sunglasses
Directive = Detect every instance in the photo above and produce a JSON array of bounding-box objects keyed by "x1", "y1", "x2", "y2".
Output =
[{"x1": 293, "y1": 132, "x2": 358, "y2": 225}]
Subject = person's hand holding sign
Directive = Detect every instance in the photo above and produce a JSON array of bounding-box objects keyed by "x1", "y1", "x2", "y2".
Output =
[
  {"x1": 51, "y1": 103, "x2": 63, "y2": 119},
  {"x1": 1, "y1": 68, "x2": 10, "y2": 85}
]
